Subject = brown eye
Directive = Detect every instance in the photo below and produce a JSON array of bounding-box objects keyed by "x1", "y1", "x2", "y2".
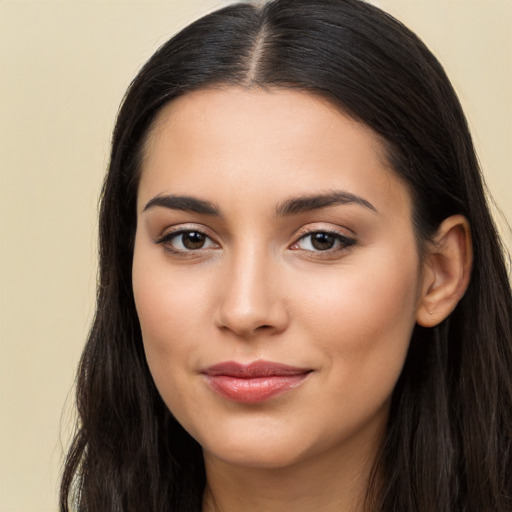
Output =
[
  {"x1": 156, "y1": 229, "x2": 217, "y2": 253},
  {"x1": 311, "y1": 233, "x2": 336, "y2": 251},
  {"x1": 292, "y1": 230, "x2": 356, "y2": 254},
  {"x1": 181, "y1": 231, "x2": 206, "y2": 249}
]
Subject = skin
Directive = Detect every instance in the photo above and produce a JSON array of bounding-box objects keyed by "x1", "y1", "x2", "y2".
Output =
[{"x1": 132, "y1": 87, "x2": 471, "y2": 512}]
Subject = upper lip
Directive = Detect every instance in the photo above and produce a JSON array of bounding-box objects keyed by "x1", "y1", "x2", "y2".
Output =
[{"x1": 202, "y1": 360, "x2": 312, "y2": 378}]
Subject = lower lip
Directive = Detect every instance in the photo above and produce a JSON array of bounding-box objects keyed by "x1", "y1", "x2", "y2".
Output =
[{"x1": 205, "y1": 374, "x2": 309, "y2": 403}]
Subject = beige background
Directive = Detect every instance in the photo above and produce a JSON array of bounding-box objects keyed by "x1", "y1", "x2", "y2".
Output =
[{"x1": 0, "y1": 1, "x2": 510, "y2": 510}]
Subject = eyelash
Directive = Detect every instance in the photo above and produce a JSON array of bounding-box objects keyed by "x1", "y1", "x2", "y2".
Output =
[
  {"x1": 155, "y1": 227, "x2": 356, "y2": 257},
  {"x1": 291, "y1": 229, "x2": 356, "y2": 256},
  {"x1": 156, "y1": 228, "x2": 219, "y2": 255}
]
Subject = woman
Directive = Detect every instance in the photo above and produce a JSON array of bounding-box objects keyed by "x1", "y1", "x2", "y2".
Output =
[{"x1": 60, "y1": 0, "x2": 512, "y2": 511}]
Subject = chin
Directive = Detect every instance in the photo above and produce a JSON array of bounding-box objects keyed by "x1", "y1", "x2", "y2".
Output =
[
  {"x1": 195, "y1": 422, "x2": 313, "y2": 470},
  {"x1": 206, "y1": 441, "x2": 308, "y2": 470}
]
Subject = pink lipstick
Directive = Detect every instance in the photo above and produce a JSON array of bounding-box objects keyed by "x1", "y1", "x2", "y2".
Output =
[{"x1": 202, "y1": 361, "x2": 311, "y2": 403}]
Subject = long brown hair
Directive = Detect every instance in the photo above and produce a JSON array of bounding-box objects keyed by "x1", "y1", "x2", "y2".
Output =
[{"x1": 61, "y1": 1, "x2": 512, "y2": 510}]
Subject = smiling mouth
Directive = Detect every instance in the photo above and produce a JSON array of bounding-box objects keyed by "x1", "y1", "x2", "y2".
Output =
[{"x1": 202, "y1": 360, "x2": 312, "y2": 403}]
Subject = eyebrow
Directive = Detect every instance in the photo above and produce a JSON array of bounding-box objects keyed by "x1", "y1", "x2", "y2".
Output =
[
  {"x1": 275, "y1": 191, "x2": 377, "y2": 216},
  {"x1": 143, "y1": 195, "x2": 221, "y2": 215},
  {"x1": 142, "y1": 190, "x2": 377, "y2": 217}
]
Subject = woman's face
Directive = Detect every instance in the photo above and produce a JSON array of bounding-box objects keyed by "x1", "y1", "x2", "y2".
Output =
[{"x1": 133, "y1": 87, "x2": 426, "y2": 470}]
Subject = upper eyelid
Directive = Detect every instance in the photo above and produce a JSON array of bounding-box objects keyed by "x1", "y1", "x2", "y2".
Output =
[
  {"x1": 154, "y1": 226, "x2": 219, "y2": 250},
  {"x1": 156, "y1": 228, "x2": 219, "y2": 255},
  {"x1": 157, "y1": 223, "x2": 216, "y2": 239},
  {"x1": 293, "y1": 230, "x2": 356, "y2": 246},
  {"x1": 290, "y1": 225, "x2": 357, "y2": 251},
  {"x1": 154, "y1": 223, "x2": 356, "y2": 246},
  {"x1": 293, "y1": 223, "x2": 356, "y2": 239},
  {"x1": 297, "y1": 227, "x2": 349, "y2": 237}
]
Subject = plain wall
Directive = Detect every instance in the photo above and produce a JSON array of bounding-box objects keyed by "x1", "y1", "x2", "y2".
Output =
[{"x1": 0, "y1": 1, "x2": 510, "y2": 510}]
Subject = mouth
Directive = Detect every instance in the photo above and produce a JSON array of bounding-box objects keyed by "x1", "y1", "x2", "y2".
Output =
[{"x1": 202, "y1": 360, "x2": 313, "y2": 404}]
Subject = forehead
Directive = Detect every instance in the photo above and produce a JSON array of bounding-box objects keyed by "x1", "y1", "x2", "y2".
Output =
[
  {"x1": 138, "y1": 87, "x2": 411, "y2": 219},
  {"x1": 143, "y1": 87, "x2": 386, "y2": 167}
]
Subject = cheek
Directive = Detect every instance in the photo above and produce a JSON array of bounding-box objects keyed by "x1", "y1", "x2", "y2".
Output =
[
  {"x1": 287, "y1": 252, "x2": 420, "y2": 444},
  {"x1": 297, "y1": 244, "x2": 420, "y2": 380},
  {"x1": 134, "y1": 276, "x2": 201, "y2": 348},
  {"x1": 132, "y1": 263, "x2": 214, "y2": 427},
  {"x1": 132, "y1": 243, "x2": 212, "y2": 385}
]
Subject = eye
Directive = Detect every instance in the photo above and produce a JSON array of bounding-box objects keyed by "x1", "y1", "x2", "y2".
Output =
[
  {"x1": 291, "y1": 230, "x2": 356, "y2": 253},
  {"x1": 156, "y1": 229, "x2": 218, "y2": 253}
]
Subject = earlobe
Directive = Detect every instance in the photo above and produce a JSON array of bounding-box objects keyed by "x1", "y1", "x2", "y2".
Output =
[{"x1": 416, "y1": 215, "x2": 473, "y2": 327}]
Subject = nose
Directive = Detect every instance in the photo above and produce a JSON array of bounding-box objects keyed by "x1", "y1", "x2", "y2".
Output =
[{"x1": 214, "y1": 248, "x2": 289, "y2": 338}]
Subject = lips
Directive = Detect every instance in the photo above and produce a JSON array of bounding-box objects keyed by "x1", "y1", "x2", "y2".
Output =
[{"x1": 202, "y1": 361, "x2": 312, "y2": 403}]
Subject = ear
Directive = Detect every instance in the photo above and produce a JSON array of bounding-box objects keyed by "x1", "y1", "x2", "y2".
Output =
[{"x1": 416, "y1": 215, "x2": 473, "y2": 327}]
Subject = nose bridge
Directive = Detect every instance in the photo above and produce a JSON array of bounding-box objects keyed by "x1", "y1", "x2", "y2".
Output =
[{"x1": 216, "y1": 241, "x2": 287, "y2": 337}]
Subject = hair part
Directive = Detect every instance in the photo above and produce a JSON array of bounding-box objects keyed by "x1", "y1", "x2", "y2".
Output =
[{"x1": 61, "y1": 1, "x2": 512, "y2": 511}]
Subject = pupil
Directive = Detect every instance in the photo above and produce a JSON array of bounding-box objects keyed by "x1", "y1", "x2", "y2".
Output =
[
  {"x1": 182, "y1": 232, "x2": 205, "y2": 249},
  {"x1": 312, "y1": 233, "x2": 335, "y2": 251}
]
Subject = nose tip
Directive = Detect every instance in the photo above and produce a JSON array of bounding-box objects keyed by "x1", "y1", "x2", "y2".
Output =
[
  {"x1": 215, "y1": 262, "x2": 289, "y2": 338},
  {"x1": 217, "y1": 304, "x2": 285, "y2": 338}
]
